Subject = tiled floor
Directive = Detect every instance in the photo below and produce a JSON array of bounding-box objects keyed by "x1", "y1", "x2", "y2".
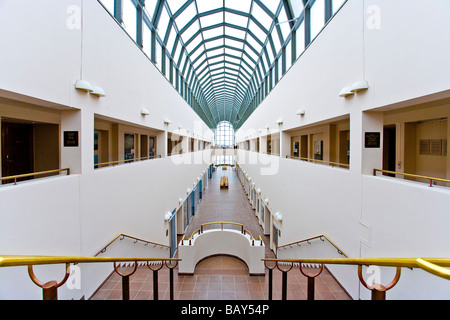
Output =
[{"x1": 90, "y1": 166, "x2": 351, "y2": 300}]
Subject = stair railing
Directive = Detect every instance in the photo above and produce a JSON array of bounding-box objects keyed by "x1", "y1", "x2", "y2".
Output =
[
  {"x1": 94, "y1": 233, "x2": 170, "y2": 256},
  {"x1": 262, "y1": 257, "x2": 450, "y2": 300},
  {"x1": 180, "y1": 221, "x2": 263, "y2": 246},
  {"x1": 373, "y1": 168, "x2": 450, "y2": 187},
  {"x1": 0, "y1": 255, "x2": 180, "y2": 300},
  {"x1": 0, "y1": 168, "x2": 70, "y2": 185},
  {"x1": 277, "y1": 234, "x2": 348, "y2": 258}
]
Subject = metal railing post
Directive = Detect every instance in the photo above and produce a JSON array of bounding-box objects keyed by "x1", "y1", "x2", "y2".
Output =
[
  {"x1": 277, "y1": 262, "x2": 293, "y2": 300},
  {"x1": 358, "y1": 265, "x2": 401, "y2": 301},
  {"x1": 114, "y1": 261, "x2": 138, "y2": 300},
  {"x1": 299, "y1": 264, "x2": 324, "y2": 301},
  {"x1": 148, "y1": 262, "x2": 164, "y2": 300},
  {"x1": 28, "y1": 263, "x2": 71, "y2": 301},
  {"x1": 122, "y1": 275, "x2": 130, "y2": 300},
  {"x1": 153, "y1": 270, "x2": 159, "y2": 300}
]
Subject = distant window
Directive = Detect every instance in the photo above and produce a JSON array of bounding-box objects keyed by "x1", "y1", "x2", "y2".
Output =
[{"x1": 215, "y1": 121, "x2": 234, "y2": 147}]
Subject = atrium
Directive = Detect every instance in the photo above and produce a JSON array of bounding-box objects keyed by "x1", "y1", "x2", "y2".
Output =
[{"x1": 0, "y1": 0, "x2": 449, "y2": 302}]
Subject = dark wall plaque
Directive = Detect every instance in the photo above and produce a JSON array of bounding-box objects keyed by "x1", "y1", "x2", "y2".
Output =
[
  {"x1": 365, "y1": 132, "x2": 380, "y2": 148},
  {"x1": 64, "y1": 131, "x2": 79, "y2": 147}
]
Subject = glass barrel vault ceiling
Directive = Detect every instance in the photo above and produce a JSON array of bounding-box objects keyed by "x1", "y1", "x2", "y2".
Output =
[{"x1": 99, "y1": 0, "x2": 346, "y2": 129}]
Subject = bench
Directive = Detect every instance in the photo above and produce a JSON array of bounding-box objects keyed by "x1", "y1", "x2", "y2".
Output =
[{"x1": 220, "y1": 176, "x2": 229, "y2": 189}]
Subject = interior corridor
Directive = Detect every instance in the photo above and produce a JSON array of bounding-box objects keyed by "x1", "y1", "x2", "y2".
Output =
[{"x1": 90, "y1": 166, "x2": 351, "y2": 300}]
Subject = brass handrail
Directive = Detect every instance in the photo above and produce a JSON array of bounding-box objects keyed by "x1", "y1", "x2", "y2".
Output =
[
  {"x1": 286, "y1": 155, "x2": 349, "y2": 168},
  {"x1": 277, "y1": 234, "x2": 348, "y2": 258},
  {"x1": 95, "y1": 155, "x2": 161, "y2": 168},
  {"x1": 0, "y1": 254, "x2": 181, "y2": 301},
  {"x1": 94, "y1": 233, "x2": 170, "y2": 257},
  {"x1": 262, "y1": 257, "x2": 450, "y2": 279},
  {"x1": 262, "y1": 257, "x2": 450, "y2": 300},
  {"x1": 373, "y1": 169, "x2": 450, "y2": 187},
  {"x1": 0, "y1": 255, "x2": 180, "y2": 267},
  {"x1": 0, "y1": 168, "x2": 70, "y2": 185}
]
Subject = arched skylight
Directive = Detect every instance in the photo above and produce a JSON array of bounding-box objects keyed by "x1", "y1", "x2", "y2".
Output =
[{"x1": 99, "y1": 0, "x2": 347, "y2": 129}]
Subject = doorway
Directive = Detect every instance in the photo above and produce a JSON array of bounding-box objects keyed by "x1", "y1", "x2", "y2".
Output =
[
  {"x1": 383, "y1": 125, "x2": 396, "y2": 176},
  {"x1": 1, "y1": 122, "x2": 33, "y2": 183}
]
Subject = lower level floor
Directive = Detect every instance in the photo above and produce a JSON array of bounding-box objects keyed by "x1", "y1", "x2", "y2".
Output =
[{"x1": 90, "y1": 167, "x2": 351, "y2": 300}]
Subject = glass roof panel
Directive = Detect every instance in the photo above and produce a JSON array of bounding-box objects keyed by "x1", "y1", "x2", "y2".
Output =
[
  {"x1": 173, "y1": 41, "x2": 181, "y2": 62},
  {"x1": 225, "y1": 0, "x2": 252, "y2": 13},
  {"x1": 197, "y1": 0, "x2": 224, "y2": 14},
  {"x1": 166, "y1": 26, "x2": 177, "y2": 51},
  {"x1": 186, "y1": 34, "x2": 203, "y2": 52},
  {"x1": 333, "y1": 0, "x2": 346, "y2": 14},
  {"x1": 157, "y1": 7, "x2": 170, "y2": 39},
  {"x1": 251, "y1": 3, "x2": 272, "y2": 31},
  {"x1": 190, "y1": 46, "x2": 204, "y2": 61},
  {"x1": 123, "y1": 0, "x2": 137, "y2": 41},
  {"x1": 262, "y1": 0, "x2": 280, "y2": 14},
  {"x1": 225, "y1": 38, "x2": 244, "y2": 50},
  {"x1": 99, "y1": 0, "x2": 114, "y2": 15},
  {"x1": 166, "y1": 0, "x2": 186, "y2": 14},
  {"x1": 199, "y1": 12, "x2": 224, "y2": 28},
  {"x1": 224, "y1": 12, "x2": 249, "y2": 28},
  {"x1": 289, "y1": 0, "x2": 304, "y2": 18},
  {"x1": 311, "y1": 0, "x2": 325, "y2": 40},
  {"x1": 205, "y1": 38, "x2": 224, "y2": 50},
  {"x1": 224, "y1": 26, "x2": 246, "y2": 40},
  {"x1": 181, "y1": 19, "x2": 200, "y2": 43},
  {"x1": 270, "y1": 27, "x2": 281, "y2": 53},
  {"x1": 224, "y1": 47, "x2": 242, "y2": 57},
  {"x1": 278, "y1": 5, "x2": 292, "y2": 41},
  {"x1": 202, "y1": 27, "x2": 224, "y2": 40},
  {"x1": 248, "y1": 20, "x2": 267, "y2": 42},
  {"x1": 244, "y1": 44, "x2": 258, "y2": 61},
  {"x1": 174, "y1": 2, "x2": 197, "y2": 30}
]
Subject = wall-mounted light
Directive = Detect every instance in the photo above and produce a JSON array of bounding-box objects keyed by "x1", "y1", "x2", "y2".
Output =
[
  {"x1": 141, "y1": 108, "x2": 150, "y2": 116},
  {"x1": 339, "y1": 87, "x2": 355, "y2": 97},
  {"x1": 274, "y1": 212, "x2": 283, "y2": 222},
  {"x1": 275, "y1": 118, "x2": 283, "y2": 125},
  {"x1": 350, "y1": 80, "x2": 369, "y2": 93},
  {"x1": 186, "y1": 188, "x2": 191, "y2": 194},
  {"x1": 264, "y1": 198, "x2": 269, "y2": 205},
  {"x1": 90, "y1": 86, "x2": 105, "y2": 97},
  {"x1": 75, "y1": 79, "x2": 93, "y2": 92},
  {"x1": 179, "y1": 198, "x2": 183, "y2": 203},
  {"x1": 164, "y1": 211, "x2": 173, "y2": 221},
  {"x1": 296, "y1": 109, "x2": 305, "y2": 116},
  {"x1": 164, "y1": 118, "x2": 172, "y2": 125},
  {"x1": 256, "y1": 188, "x2": 261, "y2": 194},
  {"x1": 265, "y1": 125, "x2": 269, "y2": 130}
]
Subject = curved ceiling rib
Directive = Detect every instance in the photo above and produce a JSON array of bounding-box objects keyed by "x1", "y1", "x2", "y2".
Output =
[{"x1": 149, "y1": 0, "x2": 296, "y2": 129}]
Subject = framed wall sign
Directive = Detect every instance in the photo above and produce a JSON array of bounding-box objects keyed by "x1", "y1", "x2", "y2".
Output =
[
  {"x1": 365, "y1": 132, "x2": 380, "y2": 148},
  {"x1": 64, "y1": 131, "x2": 79, "y2": 147}
]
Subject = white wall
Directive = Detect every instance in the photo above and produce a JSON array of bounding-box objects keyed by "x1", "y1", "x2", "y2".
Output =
[
  {"x1": 235, "y1": 0, "x2": 450, "y2": 300},
  {"x1": 0, "y1": 0, "x2": 214, "y2": 300}
]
